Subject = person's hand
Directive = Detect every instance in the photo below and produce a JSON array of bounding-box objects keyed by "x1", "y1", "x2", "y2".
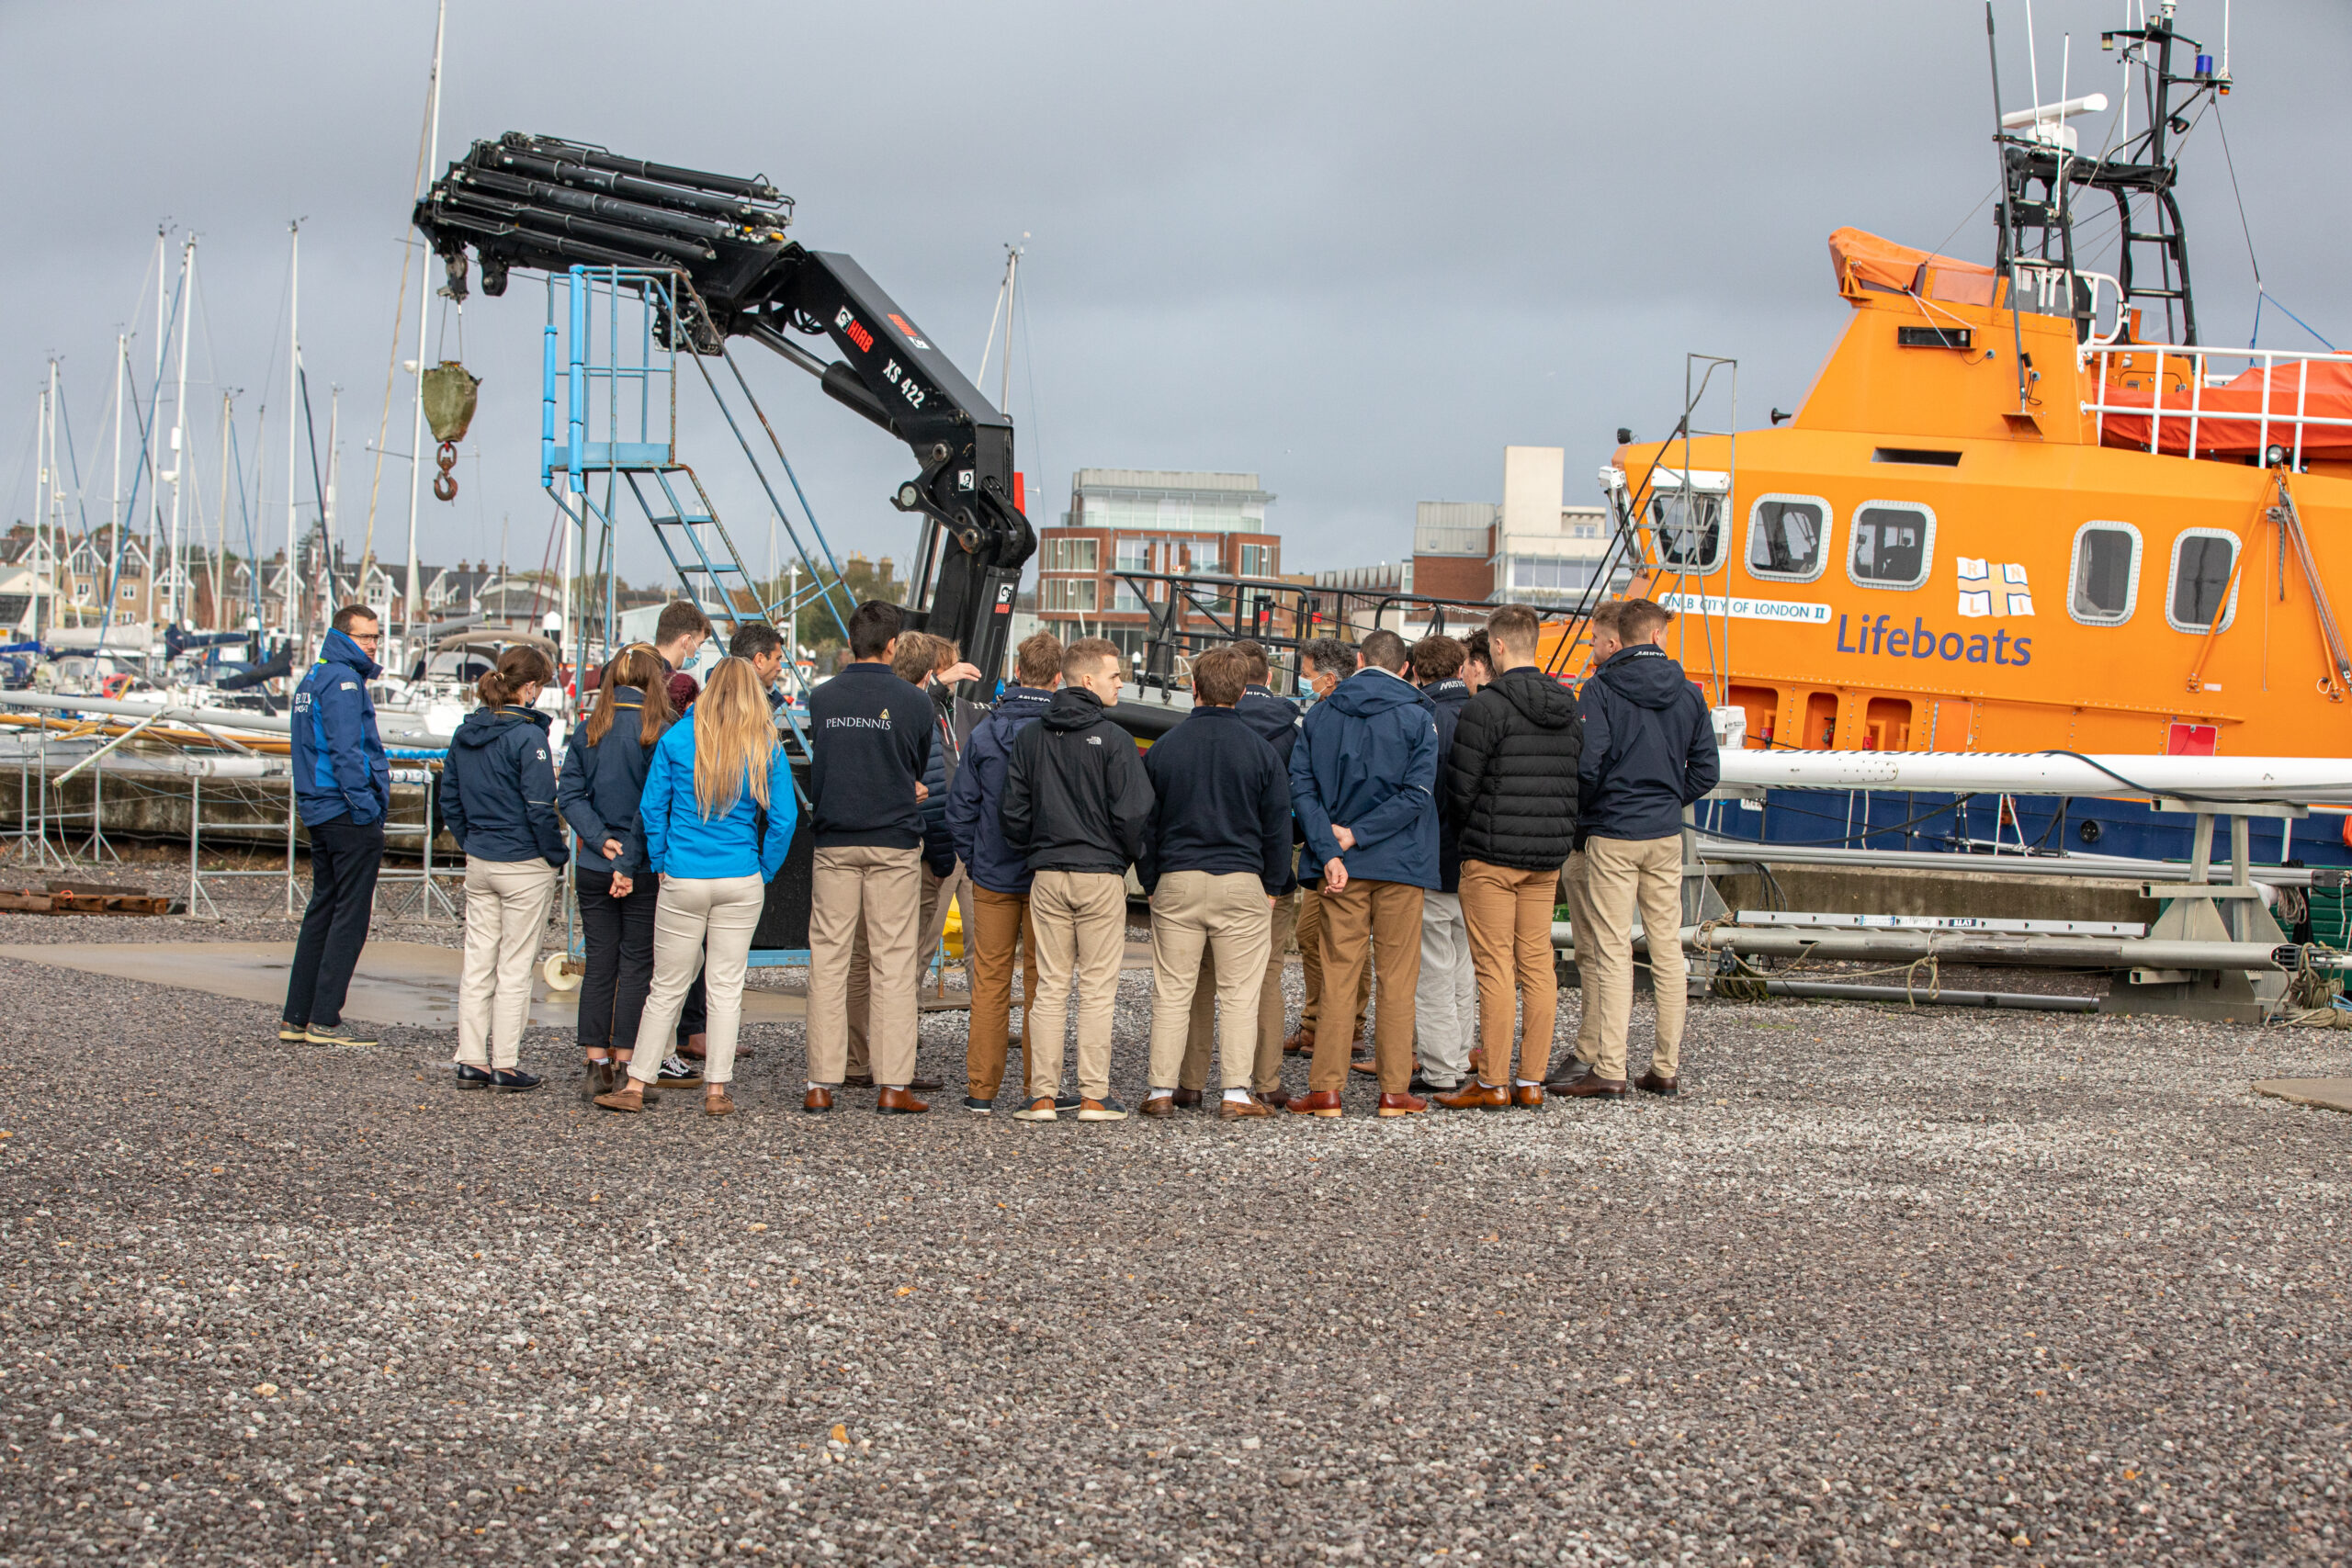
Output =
[
  {"x1": 1268, "y1": 893, "x2": 1279, "y2": 908},
  {"x1": 913, "y1": 781, "x2": 930, "y2": 802},
  {"x1": 601, "y1": 838, "x2": 623, "y2": 862},
  {"x1": 1323, "y1": 858, "x2": 1349, "y2": 893},
  {"x1": 1332, "y1": 826, "x2": 1357, "y2": 851},
  {"x1": 609, "y1": 873, "x2": 634, "y2": 898},
  {"x1": 937, "y1": 661, "x2": 982, "y2": 686}
]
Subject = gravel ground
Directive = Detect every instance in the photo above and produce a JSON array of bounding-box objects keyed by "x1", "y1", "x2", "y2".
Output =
[{"x1": 1, "y1": 850, "x2": 2348, "y2": 1564}]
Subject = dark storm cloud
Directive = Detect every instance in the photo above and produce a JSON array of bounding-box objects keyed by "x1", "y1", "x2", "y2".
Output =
[{"x1": 4, "y1": 0, "x2": 2345, "y2": 587}]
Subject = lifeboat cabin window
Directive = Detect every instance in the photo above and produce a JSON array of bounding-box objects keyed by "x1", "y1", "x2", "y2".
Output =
[
  {"x1": 1747, "y1": 495, "x2": 1830, "y2": 582},
  {"x1": 1847, "y1": 502, "x2": 1934, "y2": 590},
  {"x1": 2166, "y1": 530, "x2": 2240, "y2": 633},
  {"x1": 1647, "y1": 491, "x2": 1724, "y2": 572},
  {"x1": 2067, "y1": 522, "x2": 2142, "y2": 626}
]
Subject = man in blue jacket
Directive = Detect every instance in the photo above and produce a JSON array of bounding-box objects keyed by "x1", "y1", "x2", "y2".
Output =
[
  {"x1": 280, "y1": 606, "x2": 392, "y2": 1047},
  {"x1": 1285, "y1": 628, "x2": 1439, "y2": 1117},
  {"x1": 944, "y1": 630, "x2": 1062, "y2": 1111},
  {"x1": 1561, "y1": 597, "x2": 1721, "y2": 1100}
]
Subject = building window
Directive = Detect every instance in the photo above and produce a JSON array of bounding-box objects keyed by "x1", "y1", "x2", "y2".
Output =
[
  {"x1": 2166, "y1": 529, "x2": 2239, "y2": 632},
  {"x1": 1044, "y1": 537, "x2": 1098, "y2": 573},
  {"x1": 1114, "y1": 538, "x2": 1151, "y2": 572},
  {"x1": 2067, "y1": 522, "x2": 2141, "y2": 626},
  {"x1": 1184, "y1": 542, "x2": 1222, "y2": 575},
  {"x1": 1509, "y1": 558, "x2": 1595, "y2": 592},
  {"x1": 1847, "y1": 502, "x2": 1934, "y2": 590},
  {"x1": 1571, "y1": 522, "x2": 1603, "y2": 539},
  {"x1": 1042, "y1": 578, "x2": 1098, "y2": 614},
  {"x1": 1240, "y1": 543, "x2": 1276, "y2": 577},
  {"x1": 1746, "y1": 494, "x2": 1830, "y2": 582},
  {"x1": 1113, "y1": 581, "x2": 1146, "y2": 615},
  {"x1": 1647, "y1": 490, "x2": 1724, "y2": 572}
]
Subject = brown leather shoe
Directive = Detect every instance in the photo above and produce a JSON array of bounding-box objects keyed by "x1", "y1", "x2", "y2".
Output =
[
  {"x1": 876, "y1": 1087, "x2": 930, "y2": 1115},
  {"x1": 1376, "y1": 1092, "x2": 1429, "y2": 1118},
  {"x1": 802, "y1": 1086, "x2": 835, "y2": 1114},
  {"x1": 842, "y1": 1074, "x2": 875, "y2": 1089},
  {"x1": 1283, "y1": 1029, "x2": 1314, "y2": 1056},
  {"x1": 1557, "y1": 1075, "x2": 1629, "y2": 1100},
  {"x1": 1171, "y1": 1088, "x2": 1204, "y2": 1108},
  {"x1": 594, "y1": 1083, "x2": 647, "y2": 1113},
  {"x1": 1218, "y1": 1095, "x2": 1272, "y2": 1121},
  {"x1": 908, "y1": 1075, "x2": 944, "y2": 1092},
  {"x1": 1139, "y1": 1094, "x2": 1176, "y2": 1119},
  {"x1": 1432, "y1": 1081, "x2": 1510, "y2": 1112},
  {"x1": 1544, "y1": 1063, "x2": 1598, "y2": 1094},
  {"x1": 1634, "y1": 1070, "x2": 1679, "y2": 1097},
  {"x1": 704, "y1": 1089, "x2": 736, "y2": 1117},
  {"x1": 1512, "y1": 1083, "x2": 1546, "y2": 1109},
  {"x1": 1286, "y1": 1089, "x2": 1344, "y2": 1118},
  {"x1": 1258, "y1": 1087, "x2": 1292, "y2": 1110}
]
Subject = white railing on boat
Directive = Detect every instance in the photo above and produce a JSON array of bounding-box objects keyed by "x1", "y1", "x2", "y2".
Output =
[{"x1": 2079, "y1": 342, "x2": 2352, "y2": 467}]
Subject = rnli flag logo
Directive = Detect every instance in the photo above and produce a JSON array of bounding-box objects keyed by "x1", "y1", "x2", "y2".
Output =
[{"x1": 1957, "y1": 558, "x2": 2033, "y2": 619}]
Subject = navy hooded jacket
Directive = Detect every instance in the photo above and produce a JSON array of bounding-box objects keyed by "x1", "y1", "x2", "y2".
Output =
[
  {"x1": 1575, "y1": 645, "x2": 1721, "y2": 844},
  {"x1": 558, "y1": 686, "x2": 658, "y2": 874},
  {"x1": 443, "y1": 705, "x2": 566, "y2": 866},
  {"x1": 291, "y1": 628, "x2": 390, "y2": 828},
  {"x1": 918, "y1": 687, "x2": 957, "y2": 877},
  {"x1": 1419, "y1": 676, "x2": 1473, "y2": 892},
  {"x1": 1235, "y1": 682, "x2": 1302, "y2": 893},
  {"x1": 944, "y1": 683, "x2": 1055, "y2": 895},
  {"x1": 1288, "y1": 667, "x2": 1439, "y2": 890}
]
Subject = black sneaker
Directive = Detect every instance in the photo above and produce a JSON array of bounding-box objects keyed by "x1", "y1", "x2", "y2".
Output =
[
  {"x1": 455, "y1": 1065, "x2": 494, "y2": 1091},
  {"x1": 657, "y1": 1055, "x2": 703, "y2": 1089},
  {"x1": 485, "y1": 1069, "x2": 543, "y2": 1093},
  {"x1": 1053, "y1": 1091, "x2": 1083, "y2": 1112},
  {"x1": 963, "y1": 1095, "x2": 995, "y2": 1114},
  {"x1": 305, "y1": 1023, "x2": 379, "y2": 1048}
]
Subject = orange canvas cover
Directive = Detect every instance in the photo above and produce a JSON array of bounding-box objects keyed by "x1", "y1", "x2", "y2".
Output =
[
  {"x1": 2098, "y1": 357, "x2": 2352, "y2": 459},
  {"x1": 1827, "y1": 227, "x2": 1999, "y2": 306}
]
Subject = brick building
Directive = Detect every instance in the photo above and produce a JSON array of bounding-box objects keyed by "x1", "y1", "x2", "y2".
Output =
[{"x1": 1035, "y1": 469, "x2": 1280, "y2": 663}]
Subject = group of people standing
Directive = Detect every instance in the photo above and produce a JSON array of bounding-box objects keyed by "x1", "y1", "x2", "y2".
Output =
[{"x1": 275, "y1": 588, "x2": 1720, "y2": 1122}]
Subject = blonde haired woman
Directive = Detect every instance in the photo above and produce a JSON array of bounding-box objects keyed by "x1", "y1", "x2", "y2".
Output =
[
  {"x1": 444, "y1": 644, "x2": 566, "y2": 1091},
  {"x1": 595, "y1": 657, "x2": 797, "y2": 1116}
]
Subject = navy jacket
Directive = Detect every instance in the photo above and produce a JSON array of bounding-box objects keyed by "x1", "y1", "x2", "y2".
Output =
[
  {"x1": 1289, "y1": 667, "x2": 1440, "y2": 890},
  {"x1": 291, "y1": 628, "x2": 390, "y2": 828},
  {"x1": 1576, "y1": 645, "x2": 1721, "y2": 844},
  {"x1": 444, "y1": 705, "x2": 566, "y2": 866},
  {"x1": 918, "y1": 692, "x2": 956, "y2": 877},
  {"x1": 1235, "y1": 682, "x2": 1302, "y2": 893},
  {"x1": 1138, "y1": 705, "x2": 1290, "y2": 896},
  {"x1": 808, "y1": 661, "x2": 932, "y2": 851},
  {"x1": 1419, "y1": 676, "x2": 1472, "y2": 893},
  {"x1": 944, "y1": 683, "x2": 1055, "y2": 895},
  {"x1": 558, "y1": 687, "x2": 658, "y2": 874}
]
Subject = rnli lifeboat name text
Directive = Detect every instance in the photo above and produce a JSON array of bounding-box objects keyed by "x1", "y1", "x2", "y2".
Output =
[{"x1": 1835, "y1": 614, "x2": 2031, "y2": 666}]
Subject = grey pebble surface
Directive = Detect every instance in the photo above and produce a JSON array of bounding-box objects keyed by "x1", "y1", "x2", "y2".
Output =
[{"x1": 0, "y1": 856, "x2": 2347, "y2": 1564}]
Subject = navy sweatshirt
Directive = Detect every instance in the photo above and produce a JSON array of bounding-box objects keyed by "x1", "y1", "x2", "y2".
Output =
[
  {"x1": 808, "y1": 660, "x2": 933, "y2": 851},
  {"x1": 557, "y1": 687, "x2": 657, "y2": 874},
  {"x1": 1137, "y1": 705, "x2": 1290, "y2": 897},
  {"x1": 443, "y1": 705, "x2": 566, "y2": 866},
  {"x1": 1236, "y1": 682, "x2": 1303, "y2": 894}
]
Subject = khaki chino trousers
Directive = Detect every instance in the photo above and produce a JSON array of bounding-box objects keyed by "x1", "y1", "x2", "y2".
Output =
[
  {"x1": 1296, "y1": 882, "x2": 1369, "y2": 1043},
  {"x1": 808, "y1": 845, "x2": 924, "y2": 1088},
  {"x1": 966, "y1": 886, "x2": 1036, "y2": 1101},
  {"x1": 1023, "y1": 869, "x2": 1127, "y2": 1103},
  {"x1": 1458, "y1": 860, "x2": 1563, "y2": 1087},
  {"x1": 1308, "y1": 878, "x2": 1421, "y2": 1095},
  {"x1": 456, "y1": 857, "x2": 559, "y2": 1070},
  {"x1": 1581, "y1": 834, "x2": 1689, "y2": 1083},
  {"x1": 627, "y1": 873, "x2": 765, "y2": 1088},
  {"x1": 1148, "y1": 871, "x2": 1273, "y2": 1094},
  {"x1": 1559, "y1": 849, "x2": 1602, "y2": 1071},
  {"x1": 1177, "y1": 887, "x2": 1295, "y2": 1095}
]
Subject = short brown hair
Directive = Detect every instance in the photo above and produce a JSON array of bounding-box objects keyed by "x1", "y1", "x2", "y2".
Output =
[
  {"x1": 1487, "y1": 604, "x2": 1541, "y2": 660},
  {"x1": 1014, "y1": 630, "x2": 1064, "y2": 687},
  {"x1": 1359, "y1": 628, "x2": 1408, "y2": 672},
  {"x1": 331, "y1": 604, "x2": 379, "y2": 634},
  {"x1": 478, "y1": 643, "x2": 553, "y2": 708},
  {"x1": 1587, "y1": 599, "x2": 1625, "y2": 638},
  {"x1": 1230, "y1": 638, "x2": 1271, "y2": 682},
  {"x1": 1190, "y1": 646, "x2": 1249, "y2": 706},
  {"x1": 1618, "y1": 597, "x2": 1673, "y2": 643},
  {"x1": 1408, "y1": 635, "x2": 1464, "y2": 682},
  {"x1": 655, "y1": 599, "x2": 714, "y2": 649},
  {"x1": 890, "y1": 630, "x2": 940, "y2": 683},
  {"x1": 1063, "y1": 636, "x2": 1123, "y2": 681}
]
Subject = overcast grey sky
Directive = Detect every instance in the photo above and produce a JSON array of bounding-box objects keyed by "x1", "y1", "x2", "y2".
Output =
[{"x1": 5, "y1": 0, "x2": 2346, "y2": 592}]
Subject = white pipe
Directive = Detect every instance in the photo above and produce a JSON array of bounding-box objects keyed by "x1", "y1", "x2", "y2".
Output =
[
  {"x1": 1692, "y1": 833, "x2": 2312, "y2": 886},
  {"x1": 1719, "y1": 749, "x2": 2352, "y2": 804},
  {"x1": 2000, "y1": 91, "x2": 2108, "y2": 128},
  {"x1": 6, "y1": 691, "x2": 294, "y2": 735}
]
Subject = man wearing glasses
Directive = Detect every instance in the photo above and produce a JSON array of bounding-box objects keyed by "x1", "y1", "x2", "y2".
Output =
[{"x1": 281, "y1": 604, "x2": 392, "y2": 1047}]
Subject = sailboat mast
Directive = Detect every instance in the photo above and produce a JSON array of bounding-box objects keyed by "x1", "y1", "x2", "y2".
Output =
[
  {"x1": 215, "y1": 393, "x2": 232, "y2": 633},
  {"x1": 324, "y1": 388, "x2": 341, "y2": 616},
  {"x1": 37, "y1": 371, "x2": 51, "y2": 638},
  {"x1": 148, "y1": 226, "x2": 165, "y2": 628},
  {"x1": 166, "y1": 235, "x2": 196, "y2": 629},
  {"x1": 402, "y1": 0, "x2": 448, "y2": 644},
  {"x1": 285, "y1": 221, "x2": 301, "y2": 646}
]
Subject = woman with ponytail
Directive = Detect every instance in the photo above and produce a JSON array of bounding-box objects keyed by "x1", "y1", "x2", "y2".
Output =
[
  {"x1": 595, "y1": 657, "x2": 797, "y2": 1117},
  {"x1": 558, "y1": 643, "x2": 674, "y2": 1100},
  {"x1": 443, "y1": 644, "x2": 567, "y2": 1092}
]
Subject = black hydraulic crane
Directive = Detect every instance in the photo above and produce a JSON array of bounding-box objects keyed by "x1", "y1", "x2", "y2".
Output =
[{"x1": 412, "y1": 131, "x2": 1035, "y2": 686}]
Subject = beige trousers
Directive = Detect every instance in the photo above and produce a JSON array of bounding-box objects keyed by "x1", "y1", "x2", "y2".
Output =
[
  {"x1": 1179, "y1": 888, "x2": 1295, "y2": 1094},
  {"x1": 1412, "y1": 889, "x2": 1478, "y2": 1087},
  {"x1": 1459, "y1": 860, "x2": 1564, "y2": 1087},
  {"x1": 1582, "y1": 834, "x2": 1689, "y2": 1083},
  {"x1": 628, "y1": 872, "x2": 764, "y2": 1087},
  {"x1": 456, "y1": 857, "x2": 559, "y2": 1069},
  {"x1": 1023, "y1": 869, "x2": 1127, "y2": 1102},
  {"x1": 844, "y1": 859, "x2": 956, "y2": 1078},
  {"x1": 808, "y1": 845, "x2": 923, "y2": 1087},
  {"x1": 1560, "y1": 850, "x2": 1602, "y2": 1069},
  {"x1": 1148, "y1": 871, "x2": 1272, "y2": 1093},
  {"x1": 1310, "y1": 878, "x2": 1422, "y2": 1094}
]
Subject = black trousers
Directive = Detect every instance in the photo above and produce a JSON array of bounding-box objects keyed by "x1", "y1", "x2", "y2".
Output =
[
  {"x1": 678, "y1": 964, "x2": 707, "y2": 1045},
  {"x1": 576, "y1": 867, "x2": 659, "y2": 1055},
  {"x1": 282, "y1": 816, "x2": 386, "y2": 1029}
]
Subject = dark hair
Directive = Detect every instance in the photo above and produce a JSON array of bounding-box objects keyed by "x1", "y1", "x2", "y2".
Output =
[
  {"x1": 654, "y1": 600, "x2": 713, "y2": 649},
  {"x1": 1190, "y1": 646, "x2": 1248, "y2": 706},
  {"x1": 1014, "y1": 630, "x2": 1064, "y2": 687},
  {"x1": 848, "y1": 599, "x2": 903, "y2": 660},
  {"x1": 1487, "y1": 604, "x2": 1542, "y2": 658},
  {"x1": 1230, "y1": 638, "x2": 1270, "y2": 682},
  {"x1": 728, "y1": 620, "x2": 785, "y2": 661},
  {"x1": 1302, "y1": 637, "x2": 1357, "y2": 679},
  {"x1": 1461, "y1": 628, "x2": 1494, "y2": 671},
  {"x1": 331, "y1": 604, "x2": 379, "y2": 634},
  {"x1": 1618, "y1": 596, "x2": 1674, "y2": 643},
  {"x1": 582, "y1": 643, "x2": 674, "y2": 748},
  {"x1": 1359, "y1": 628, "x2": 1408, "y2": 673},
  {"x1": 479, "y1": 644, "x2": 553, "y2": 708},
  {"x1": 1408, "y1": 635, "x2": 1464, "y2": 682}
]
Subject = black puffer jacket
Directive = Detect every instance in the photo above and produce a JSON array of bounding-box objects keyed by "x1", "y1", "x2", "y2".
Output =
[
  {"x1": 1001, "y1": 687, "x2": 1155, "y2": 875},
  {"x1": 1446, "y1": 667, "x2": 1581, "y2": 871}
]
